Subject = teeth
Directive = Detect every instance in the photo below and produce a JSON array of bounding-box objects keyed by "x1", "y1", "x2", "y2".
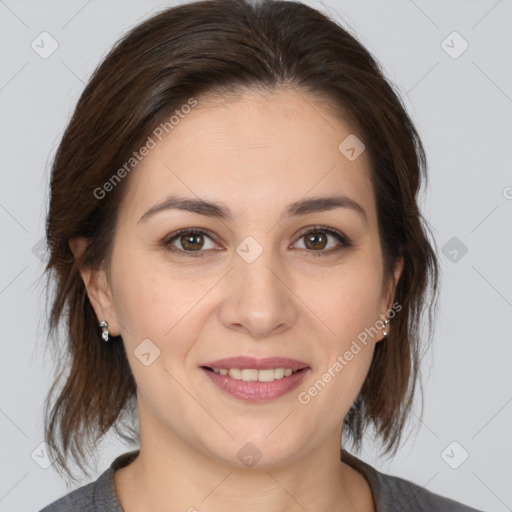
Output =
[
  {"x1": 257, "y1": 369, "x2": 275, "y2": 382},
  {"x1": 211, "y1": 367, "x2": 298, "y2": 382},
  {"x1": 229, "y1": 368, "x2": 242, "y2": 380}
]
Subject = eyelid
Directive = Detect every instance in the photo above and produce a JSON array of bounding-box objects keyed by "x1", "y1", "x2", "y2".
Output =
[
  {"x1": 293, "y1": 225, "x2": 352, "y2": 248},
  {"x1": 161, "y1": 227, "x2": 221, "y2": 257},
  {"x1": 163, "y1": 227, "x2": 219, "y2": 243},
  {"x1": 161, "y1": 225, "x2": 353, "y2": 257}
]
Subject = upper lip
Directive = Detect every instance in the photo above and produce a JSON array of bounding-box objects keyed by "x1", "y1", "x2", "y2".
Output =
[{"x1": 202, "y1": 356, "x2": 310, "y2": 371}]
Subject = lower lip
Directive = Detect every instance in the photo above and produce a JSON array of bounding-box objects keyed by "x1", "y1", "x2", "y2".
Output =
[{"x1": 201, "y1": 368, "x2": 310, "y2": 402}]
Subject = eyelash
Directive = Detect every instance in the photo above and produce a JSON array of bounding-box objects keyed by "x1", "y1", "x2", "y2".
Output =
[{"x1": 161, "y1": 225, "x2": 353, "y2": 258}]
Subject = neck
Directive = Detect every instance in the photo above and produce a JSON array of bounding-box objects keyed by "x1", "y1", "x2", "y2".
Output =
[{"x1": 115, "y1": 425, "x2": 369, "y2": 511}]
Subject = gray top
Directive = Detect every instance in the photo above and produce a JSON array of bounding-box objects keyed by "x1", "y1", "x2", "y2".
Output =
[{"x1": 39, "y1": 449, "x2": 484, "y2": 511}]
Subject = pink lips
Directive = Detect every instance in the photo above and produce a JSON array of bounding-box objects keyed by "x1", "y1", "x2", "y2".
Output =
[
  {"x1": 201, "y1": 356, "x2": 310, "y2": 402},
  {"x1": 202, "y1": 356, "x2": 309, "y2": 372}
]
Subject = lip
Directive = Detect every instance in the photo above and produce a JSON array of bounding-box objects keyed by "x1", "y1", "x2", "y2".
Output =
[
  {"x1": 201, "y1": 356, "x2": 309, "y2": 371},
  {"x1": 201, "y1": 367, "x2": 310, "y2": 402}
]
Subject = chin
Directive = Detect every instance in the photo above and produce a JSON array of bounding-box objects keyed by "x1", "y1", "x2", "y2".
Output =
[{"x1": 197, "y1": 428, "x2": 307, "y2": 470}]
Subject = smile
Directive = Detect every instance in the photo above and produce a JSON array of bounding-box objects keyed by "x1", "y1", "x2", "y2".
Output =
[{"x1": 205, "y1": 367, "x2": 299, "y2": 382}]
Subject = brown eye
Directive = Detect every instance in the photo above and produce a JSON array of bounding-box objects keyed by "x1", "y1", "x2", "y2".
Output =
[
  {"x1": 294, "y1": 227, "x2": 351, "y2": 253},
  {"x1": 303, "y1": 231, "x2": 328, "y2": 250},
  {"x1": 162, "y1": 226, "x2": 352, "y2": 259},
  {"x1": 179, "y1": 233, "x2": 205, "y2": 251},
  {"x1": 163, "y1": 229, "x2": 218, "y2": 257}
]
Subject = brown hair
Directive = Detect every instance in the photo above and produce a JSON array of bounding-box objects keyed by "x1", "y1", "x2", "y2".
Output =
[{"x1": 43, "y1": 0, "x2": 440, "y2": 483}]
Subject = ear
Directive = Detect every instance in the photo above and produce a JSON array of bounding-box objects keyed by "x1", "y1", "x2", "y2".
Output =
[
  {"x1": 376, "y1": 254, "x2": 404, "y2": 342},
  {"x1": 69, "y1": 236, "x2": 121, "y2": 337},
  {"x1": 390, "y1": 255, "x2": 404, "y2": 302}
]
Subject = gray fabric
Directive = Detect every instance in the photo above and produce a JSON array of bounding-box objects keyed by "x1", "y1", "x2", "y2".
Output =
[{"x1": 39, "y1": 449, "x2": 484, "y2": 511}]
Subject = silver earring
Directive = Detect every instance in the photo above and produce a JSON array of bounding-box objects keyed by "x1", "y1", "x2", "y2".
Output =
[
  {"x1": 383, "y1": 319, "x2": 390, "y2": 337},
  {"x1": 99, "y1": 320, "x2": 110, "y2": 342}
]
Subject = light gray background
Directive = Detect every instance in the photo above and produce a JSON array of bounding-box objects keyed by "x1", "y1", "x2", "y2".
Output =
[{"x1": 1, "y1": 0, "x2": 511, "y2": 511}]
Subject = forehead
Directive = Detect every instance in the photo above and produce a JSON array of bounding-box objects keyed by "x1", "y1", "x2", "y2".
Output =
[{"x1": 119, "y1": 88, "x2": 376, "y2": 225}]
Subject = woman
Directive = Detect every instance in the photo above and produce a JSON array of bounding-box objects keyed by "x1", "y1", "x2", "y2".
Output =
[{"x1": 39, "y1": 0, "x2": 483, "y2": 510}]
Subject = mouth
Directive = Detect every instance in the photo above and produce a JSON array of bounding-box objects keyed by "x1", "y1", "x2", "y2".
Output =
[
  {"x1": 200, "y1": 356, "x2": 310, "y2": 402},
  {"x1": 201, "y1": 366, "x2": 305, "y2": 382}
]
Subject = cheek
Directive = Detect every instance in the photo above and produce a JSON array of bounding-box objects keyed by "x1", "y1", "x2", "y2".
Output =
[
  {"x1": 301, "y1": 260, "x2": 382, "y2": 399},
  {"x1": 312, "y1": 261, "x2": 384, "y2": 340},
  {"x1": 111, "y1": 253, "x2": 215, "y2": 358}
]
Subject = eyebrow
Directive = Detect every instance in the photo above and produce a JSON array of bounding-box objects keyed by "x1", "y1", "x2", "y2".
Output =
[{"x1": 138, "y1": 194, "x2": 368, "y2": 225}]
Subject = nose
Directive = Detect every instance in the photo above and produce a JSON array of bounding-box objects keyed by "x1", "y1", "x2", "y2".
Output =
[{"x1": 218, "y1": 247, "x2": 298, "y2": 339}]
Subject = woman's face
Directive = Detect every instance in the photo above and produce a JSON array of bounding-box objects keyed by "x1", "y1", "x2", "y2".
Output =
[{"x1": 83, "y1": 88, "x2": 402, "y2": 468}]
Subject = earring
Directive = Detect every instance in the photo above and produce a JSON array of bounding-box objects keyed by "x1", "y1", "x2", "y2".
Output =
[
  {"x1": 99, "y1": 320, "x2": 110, "y2": 342},
  {"x1": 382, "y1": 319, "x2": 390, "y2": 337}
]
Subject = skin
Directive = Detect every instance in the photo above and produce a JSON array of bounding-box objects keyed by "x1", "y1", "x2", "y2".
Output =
[{"x1": 70, "y1": 87, "x2": 403, "y2": 512}]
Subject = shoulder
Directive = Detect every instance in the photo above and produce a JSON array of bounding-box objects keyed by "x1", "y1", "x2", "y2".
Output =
[
  {"x1": 38, "y1": 450, "x2": 139, "y2": 512},
  {"x1": 375, "y1": 471, "x2": 484, "y2": 511},
  {"x1": 38, "y1": 480, "x2": 96, "y2": 512},
  {"x1": 341, "y1": 449, "x2": 485, "y2": 512}
]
